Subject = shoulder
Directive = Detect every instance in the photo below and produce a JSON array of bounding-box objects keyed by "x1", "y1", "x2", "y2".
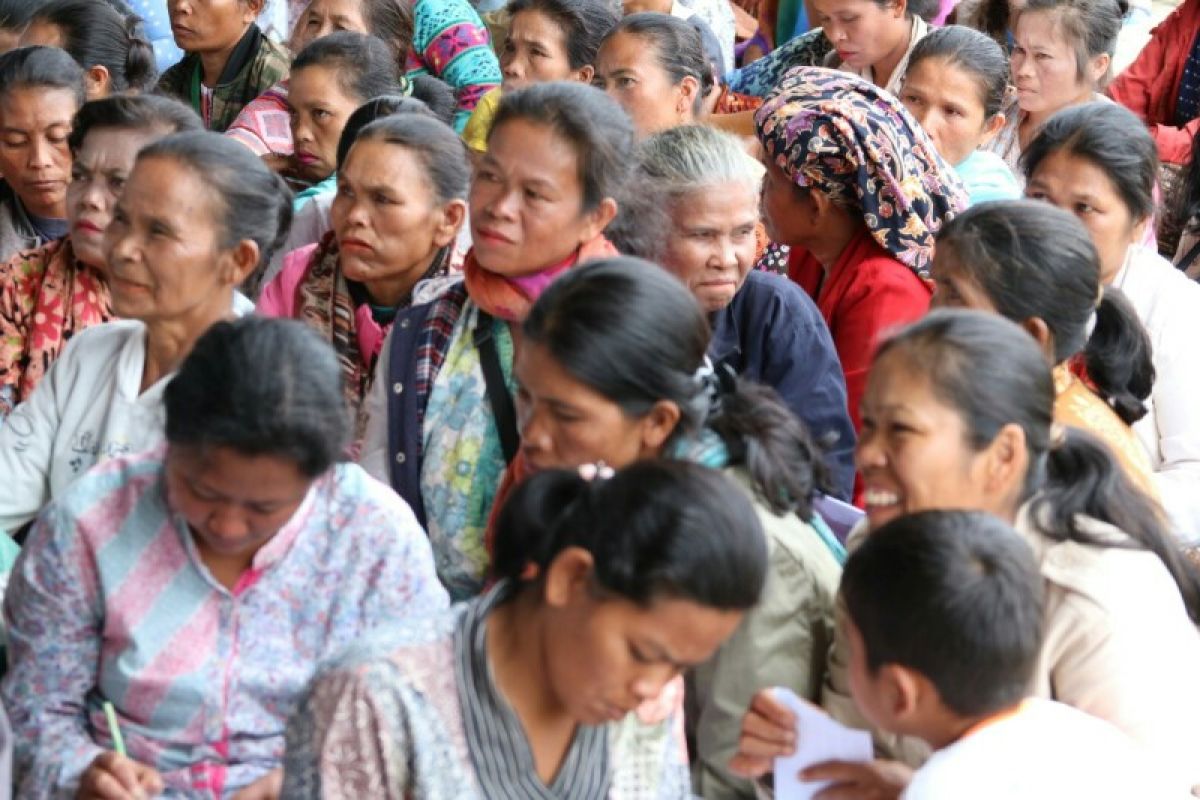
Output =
[
  {"x1": 56, "y1": 320, "x2": 144, "y2": 363},
  {"x1": 738, "y1": 270, "x2": 821, "y2": 318},
  {"x1": 43, "y1": 447, "x2": 169, "y2": 539},
  {"x1": 318, "y1": 463, "x2": 425, "y2": 535},
  {"x1": 256, "y1": 34, "x2": 292, "y2": 77},
  {"x1": 1120, "y1": 246, "x2": 1200, "y2": 335},
  {"x1": 156, "y1": 55, "x2": 196, "y2": 95},
  {"x1": 316, "y1": 603, "x2": 466, "y2": 689}
]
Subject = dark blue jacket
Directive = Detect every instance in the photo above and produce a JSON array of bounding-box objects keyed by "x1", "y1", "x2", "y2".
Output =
[{"x1": 709, "y1": 270, "x2": 856, "y2": 499}]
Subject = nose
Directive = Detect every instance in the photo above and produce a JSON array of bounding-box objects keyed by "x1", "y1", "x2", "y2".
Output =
[
  {"x1": 503, "y1": 56, "x2": 524, "y2": 81},
  {"x1": 482, "y1": 185, "x2": 520, "y2": 223},
  {"x1": 292, "y1": 117, "x2": 312, "y2": 144},
  {"x1": 630, "y1": 666, "x2": 677, "y2": 703},
  {"x1": 104, "y1": 225, "x2": 136, "y2": 267},
  {"x1": 75, "y1": 178, "x2": 108, "y2": 212},
  {"x1": 28, "y1": 136, "x2": 55, "y2": 169},
  {"x1": 718, "y1": 234, "x2": 739, "y2": 273},
  {"x1": 518, "y1": 405, "x2": 552, "y2": 456},
  {"x1": 1012, "y1": 51, "x2": 1032, "y2": 79},
  {"x1": 826, "y1": 23, "x2": 847, "y2": 43},
  {"x1": 854, "y1": 425, "x2": 886, "y2": 472},
  {"x1": 207, "y1": 505, "x2": 249, "y2": 541}
]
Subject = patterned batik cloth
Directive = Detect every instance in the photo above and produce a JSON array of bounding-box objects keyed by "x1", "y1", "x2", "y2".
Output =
[
  {"x1": 406, "y1": 0, "x2": 502, "y2": 131},
  {"x1": 755, "y1": 66, "x2": 967, "y2": 277},
  {"x1": 0, "y1": 238, "x2": 111, "y2": 419}
]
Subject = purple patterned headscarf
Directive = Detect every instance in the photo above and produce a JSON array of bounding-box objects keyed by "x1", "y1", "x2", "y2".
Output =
[{"x1": 755, "y1": 66, "x2": 967, "y2": 276}]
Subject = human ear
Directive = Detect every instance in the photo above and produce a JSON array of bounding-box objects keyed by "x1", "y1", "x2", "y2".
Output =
[
  {"x1": 638, "y1": 399, "x2": 683, "y2": 456},
  {"x1": 242, "y1": 0, "x2": 266, "y2": 24},
  {"x1": 432, "y1": 199, "x2": 468, "y2": 248},
  {"x1": 979, "y1": 112, "x2": 1006, "y2": 147},
  {"x1": 1087, "y1": 53, "x2": 1110, "y2": 88},
  {"x1": 880, "y1": 665, "x2": 923, "y2": 720},
  {"x1": 543, "y1": 547, "x2": 596, "y2": 608},
  {"x1": 574, "y1": 65, "x2": 595, "y2": 84},
  {"x1": 579, "y1": 196, "x2": 619, "y2": 244},
  {"x1": 677, "y1": 76, "x2": 700, "y2": 118},
  {"x1": 983, "y1": 422, "x2": 1028, "y2": 497},
  {"x1": 1019, "y1": 317, "x2": 1055, "y2": 363},
  {"x1": 221, "y1": 239, "x2": 262, "y2": 287},
  {"x1": 809, "y1": 188, "x2": 837, "y2": 224},
  {"x1": 85, "y1": 66, "x2": 112, "y2": 100}
]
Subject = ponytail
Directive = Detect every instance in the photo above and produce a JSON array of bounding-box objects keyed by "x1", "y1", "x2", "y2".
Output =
[
  {"x1": 122, "y1": 13, "x2": 158, "y2": 93},
  {"x1": 1034, "y1": 427, "x2": 1200, "y2": 623},
  {"x1": 707, "y1": 376, "x2": 833, "y2": 519},
  {"x1": 28, "y1": 0, "x2": 160, "y2": 94},
  {"x1": 491, "y1": 461, "x2": 768, "y2": 610},
  {"x1": 1080, "y1": 287, "x2": 1154, "y2": 425}
]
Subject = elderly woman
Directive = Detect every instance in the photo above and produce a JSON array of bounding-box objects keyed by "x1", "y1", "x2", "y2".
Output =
[
  {"x1": 756, "y1": 66, "x2": 965, "y2": 437},
  {"x1": 156, "y1": 0, "x2": 290, "y2": 132},
  {"x1": 0, "y1": 46, "x2": 84, "y2": 263},
  {"x1": 0, "y1": 131, "x2": 288, "y2": 535},
  {"x1": 627, "y1": 124, "x2": 856, "y2": 500},
  {"x1": 259, "y1": 113, "x2": 468, "y2": 446},
  {"x1": 0, "y1": 95, "x2": 200, "y2": 421},
  {"x1": 2, "y1": 316, "x2": 449, "y2": 799},
  {"x1": 359, "y1": 82, "x2": 632, "y2": 600}
]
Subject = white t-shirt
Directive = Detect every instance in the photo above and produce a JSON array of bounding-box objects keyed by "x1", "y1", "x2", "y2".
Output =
[
  {"x1": 0, "y1": 294, "x2": 254, "y2": 534},
  {"x1": 1114, "y1": 245, "x2": 1200, "y2": 542},
  {"x1": 903, "y1": 699, "x2": 1178, "y2": 800}
]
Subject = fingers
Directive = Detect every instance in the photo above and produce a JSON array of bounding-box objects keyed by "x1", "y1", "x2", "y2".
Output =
[
  {"x1": 752, "y1": 688, "x2": 799, "y2": 729},
  {"x1": 727, "y1": 753, "x2": 773, "y2": 778},
  {"x1": 78, "y1": 752, "x2": 161, "y2": 800}
]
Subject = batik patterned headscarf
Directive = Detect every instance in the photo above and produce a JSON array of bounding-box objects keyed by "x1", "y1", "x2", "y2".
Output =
[{"x1": 755, "y1": 66, "x2": 967, "y2": 276}]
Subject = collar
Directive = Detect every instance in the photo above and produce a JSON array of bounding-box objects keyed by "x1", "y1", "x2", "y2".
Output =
[{"x1": 190, "y1": 23, "x2": 262, "y2": 95}]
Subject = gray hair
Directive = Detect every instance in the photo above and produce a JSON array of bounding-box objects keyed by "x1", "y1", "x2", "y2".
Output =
[{"x1": 609, "y1": 124, "x2": 760, "y2": 261}]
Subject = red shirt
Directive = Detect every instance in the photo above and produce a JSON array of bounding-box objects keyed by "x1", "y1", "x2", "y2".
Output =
[
  {"x1": 1108, "y1": 0, "x2": 1200, "y2": 165},
  {"x1": 788, "y1": 230, "x2": 932, "y2": 433}
]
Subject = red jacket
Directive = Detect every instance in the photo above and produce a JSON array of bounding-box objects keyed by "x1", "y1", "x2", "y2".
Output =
[
  {"x1": 788, "y1": 230, "x2": 933, "y2": 435},
  {"x1": 1108, "y1": 0, "x2": 1200, "y2": 165}
]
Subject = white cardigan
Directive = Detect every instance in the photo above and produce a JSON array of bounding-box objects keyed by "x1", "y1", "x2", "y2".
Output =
[
  {"x1": 0, "y1": 295, "x2": 253, "y2": 534},
  {"x1": 1113, "y1": 245, "x2": 1200, "y2": 542}
]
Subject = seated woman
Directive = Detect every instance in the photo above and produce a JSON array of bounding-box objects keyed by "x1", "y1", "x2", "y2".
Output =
[
  {"x1": 499, "y1": 259, "x2": 843, "y2": 800},
  {"x1": 462, "y1": 0, "x2": 618, "y2": 153},
  {"x1": 732, "y1": 310, "x2": 1200, "y2": 796},
  {"x1": 156, "y1": 0, "x2": 290, "y2": 132},
  {"x1": 0, "y1": 131, "x2": 289, "y2": 534},
  {"x1": 755, "y1": 66, "x2": 965, "y2": 435},
  {"x1": 899, "y1": 25, "x2": 1020, "y2": 205},
  {"x1": 628, "y1": 124, "x2": 856, "y2": 499},
  {"x1": 0, "y1": 95, "x2": 200, "y2": 421},
  {"x1": 0, "y1": 47, "x2": 83, "y2": 263},
  {"x1": 259, "y1": 113, "x2": 467, "y2": 446},
  {"x1": 1107, "y1": 0, "x2": 1200, "y2": 167},
  {"x1": 812, "y1": 0, "x2": 933, "y2": 95},
  {"x1": 2, "y1": 316, "x2": 449, "y2": 798},
  {"x1": 593, "y1": 13, "x2": 712, "y2": 138},
  {"x1": 622, "y1": 0, "x2": 736, "y2": 72},
  {"x1": 933, "y1": 200, "x2": 1158, "y2": 498},
  {"x1": 19, "y1": 0, "x2": 158, "y2": 99},
  {"x1": 1025, "y1": 102, "x2": 1200, "y2": 541},
  {"x1": 985, "y1": 0, "x2": 1122, "y2": 179},
  {"x1": 283, "y1": 459, "x2": 767, "y2": 797},
  {"x1": 281, "y1": 30, "x2": 403, "y2": 207},
  {"x1": 359, "y1": 82, "x2": 633, "y2": 600}
]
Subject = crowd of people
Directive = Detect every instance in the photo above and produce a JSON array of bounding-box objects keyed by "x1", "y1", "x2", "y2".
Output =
[{"x1": 0, "y1": 0, "x2": 1197, "y2": 797}]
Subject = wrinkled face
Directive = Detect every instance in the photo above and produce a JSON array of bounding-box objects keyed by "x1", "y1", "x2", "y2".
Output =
[
  {"x1": 66, "y1": 127, "x2": 165, "y2": 272},
  {"x1": 168, "y1": 0, "x2": 257, "y2": 55},
  {"x1": 332, "y1": 139, "x2": 452, "y2": 288},
  {"x1": 165, "y1": 444, "x2": 313, "y2": 562},
  {"x1": 814, "y1": 0, "x2": 907, "y2": 72},
  {"x1": 470, "y1": 117, "x2": 599, "y2": 276},
  {"x1": 929, "y1": 244, "x2": 999, "y2": 312},
  {"x1": 288, "y1": 64, "x2": 362, "y2": 183},
  {"x1": 103, "y1": 156, "x2": 240, "y2": 322},
  {"x1": 291, "y1": 0, "x2": 370, "y2": 53},
  {"x1": 593, "y1": 31, "x2": 692, "y2": 137},
  {"x1": 1025, "y1": 149, "x2": 1139, "y2": 284},
  {"x1": 662, "y1": 182, "x2": 759, "y2": 312},
  {"x1": 501, "y1": 9, "x2": 579, "y2": 92},
  {"x1": 759, "y1": 158, "x2": 815, "y2": 247},
  {"x1": 900, "y1": 57, "x2": 999, "y2": 167},
  {"x1": 856, "y1": 348, "x2": 1000, "y2": 531},
  {"x1": 543, "y1": 581, "x2": 744, "y2": 725},
  {"x1": 514, "y1": 340, "x2": 667, "y2": 472},
  {"x1": 1010, "y1": 10, "x2": 1092, "y2": 117},
  {"x1": 0, "y1": 86, "x2": 77, "y2": 219}
]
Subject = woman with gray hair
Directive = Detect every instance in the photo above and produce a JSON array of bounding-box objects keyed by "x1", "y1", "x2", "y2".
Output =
[{"x1": 621, "y1": 124, "x2": 856, "y2": 499}]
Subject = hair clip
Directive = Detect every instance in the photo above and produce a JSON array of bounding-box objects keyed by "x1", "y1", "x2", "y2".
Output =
[{"x1": 578, "y1": 461, "x2": 615, "y2": 481}]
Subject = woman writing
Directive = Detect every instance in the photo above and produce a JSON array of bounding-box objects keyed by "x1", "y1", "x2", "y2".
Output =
[
  {"x1": 0, "y1": 131, "x2": 289, "y2": 534},
  {"x1": 3, "y1": 316, "x2": 448, "y2": 798},
  {"x1": 358, "y1": 82, "x2": 633, "y2": 600},
  {"x1": 732, "y1": 310, "x2": 1200, "y2": 795},
  {"x1": 260, "y1": 113, "x2": 468, "y2": 447},
  {"x1": 1025, "y1": 102, "x2": 1200, "y2": 540},
  {"x1": 157, "y1": 0, "x2": 290, "y2": 132},
  {"x1": 0, "y1": 46, "x2": 84, "y2": 263},
  {"x1": 284, "y1": 460, "x2": 767, "y2": 797},
  {"x1": 0, "y1": 95, "x2": 200, "y2": 421},
  {"x1": 756, "y1": 66, "x2": 965, "y2": 435}
]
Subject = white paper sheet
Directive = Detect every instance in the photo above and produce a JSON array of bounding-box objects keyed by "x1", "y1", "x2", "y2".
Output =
[{"x1": 772, "y1": 687, "x2": 874, "y2": 800}]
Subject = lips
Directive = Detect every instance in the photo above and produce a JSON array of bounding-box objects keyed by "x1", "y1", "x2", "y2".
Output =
[
  {"x1": 339, "y1": 236, "x2": 373, "y2": 253},
  {"x1": 295, "y1": 152, "x2": 319, "y2": 166},
  {"x1": 474, "y1": 226, "x2": 515, "y2": 245},
  {"x1": 27, "y1": 179, "x2": 64, "y2": 193},
  {"x1": 73, "y1": 219, "x2": 103, "y2": 235}
]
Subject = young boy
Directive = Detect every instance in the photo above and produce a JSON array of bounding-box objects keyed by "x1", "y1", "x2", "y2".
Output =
[{"x1": 840, "y1": 510, "x2": 1175, "y2": 799}]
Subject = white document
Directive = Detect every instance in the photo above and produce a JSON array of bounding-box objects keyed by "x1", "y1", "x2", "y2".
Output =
[{"x1": 772, "y1": 687, "x2": 874, "y2": 800}]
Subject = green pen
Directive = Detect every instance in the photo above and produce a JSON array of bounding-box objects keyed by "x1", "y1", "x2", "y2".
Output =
[{"x1": 102, "y1": 701, "x2": 127, "y2": 757}]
